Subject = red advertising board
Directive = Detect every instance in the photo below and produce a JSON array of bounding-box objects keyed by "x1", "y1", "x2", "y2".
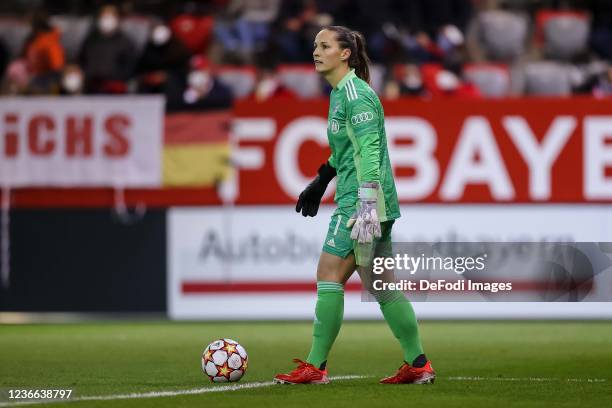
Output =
[
  {"x1": 5, "y1": 97, "x2": 612, "y2": 207},
  {"x1": 231, "y1": 98, "x2": 612, "y2": 204}
]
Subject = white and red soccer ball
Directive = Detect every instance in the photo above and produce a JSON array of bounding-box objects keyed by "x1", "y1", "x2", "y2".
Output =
[{"x1": 202, "y1": 338, "x2": 248, "y2": 383}]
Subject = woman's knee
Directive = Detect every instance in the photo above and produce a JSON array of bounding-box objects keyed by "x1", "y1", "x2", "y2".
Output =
[{"x1": 316, "y1": 252, "x2": 356, "y2": 283}]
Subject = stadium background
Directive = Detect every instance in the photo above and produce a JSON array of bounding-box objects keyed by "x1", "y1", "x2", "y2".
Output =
[
  {"x1": 0, "y1": 1, "x2": 611, "y2": 407},
  {"x1": 1, "y1": 0, "x2": 611, "y2": 318}
]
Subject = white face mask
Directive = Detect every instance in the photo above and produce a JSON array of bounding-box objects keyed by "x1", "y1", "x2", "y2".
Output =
[
  {"x1": 188, "y1": 71, "x2": 210, "y2": 90},
  {"x1": 256, "y1": 77, "x2": 278, "y2": 100},
  {"x1": 436, "y1": 70, "x2": 459, "y2": 91},
  {"x1": 152, "y1": 25, "x2": 171, "y2": 46},
  {"x1": 403, "y1": 74, "x2": 422, "y2": 89},
  {"x1": 442, "y1": 25, "x2": 464, "y2": 46},
  {"x1": 62, "y1": 72, "x2": 83, "y2": 93},
  {"x1": 98, "y1": 15, "x2": 119, "y2": 34}
]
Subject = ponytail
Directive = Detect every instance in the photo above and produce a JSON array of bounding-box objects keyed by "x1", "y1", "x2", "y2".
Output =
[{"x1": 325, "y1": 26, "x2": 371, "y2": 84}]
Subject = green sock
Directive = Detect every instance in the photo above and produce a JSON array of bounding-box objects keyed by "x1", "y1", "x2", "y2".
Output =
[
  {"x1": 376, "y1": 290, "x2": 424, "y2": 363},
  {"x1": 306, "y1": 281, "x2": 344, "y2": 368}
]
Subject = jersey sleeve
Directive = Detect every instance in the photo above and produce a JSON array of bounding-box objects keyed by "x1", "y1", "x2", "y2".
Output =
[{"x1": 347, "y1": 96, "x2": 380, "y2": 183}]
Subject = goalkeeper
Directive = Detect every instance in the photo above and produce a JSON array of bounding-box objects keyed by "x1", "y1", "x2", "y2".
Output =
[{"x1": 274, "y1": 26, "x2": 434, "y2": 385}]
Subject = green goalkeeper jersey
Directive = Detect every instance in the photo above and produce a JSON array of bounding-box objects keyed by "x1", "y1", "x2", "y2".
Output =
[{"x1": 326, "y1": 69, "x2": 400, "y2": 222}]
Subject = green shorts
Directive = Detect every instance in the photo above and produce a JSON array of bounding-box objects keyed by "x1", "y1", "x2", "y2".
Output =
[{"x1": 322, "y1": 206, "x2": 394, "y2": 266}]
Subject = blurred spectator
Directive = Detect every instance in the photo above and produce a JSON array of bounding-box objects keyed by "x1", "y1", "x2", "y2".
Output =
[
  {"x1": 214, "y1": 0, "x2": 281, "y2": 63},
  {"x1": 435, "y1": 69, "x2": 481, "y2": 98},
  {"x1": 137, "y1": 22, "x2": 191, "y2": 94},
  {"x1": 78, "y1": 4, "x2": 137, "y2": 94},
  {"x1": 21, "y1": 10, "x2": 65, "y2": 94},
  {"x1": 383, "y1": 80, "x2": 401, "y2": 100},
  {"x1": 248, "y1": 66, "x2": 298, "y2": 101},
  {"x1": 3, "y1": 58, "x2": 30, "y2": 94},
  {"x1": 592, "y1": 66, "x2": 612, "y2": 98},
  {"x1": 271, "y1": 0, "x2": 325, "y2": 63},
  {"x1": 586, "y1": 0, "x2": 612, "y2": 61},
  {"x1": 397, "y1": 63, "x2": 428, "y2": 97},
  {"x1": 420, "y1": 63, "x2": 481, "y2": 98},
  {"x1": 166, "y1": 56, "x2": 233, "y2": 112},
  {"x1": 408, "y1": 0, "x2": 473, "y2": 38},
  {"x1": 384, "y1": 63, "x2": 428, "y2": 99},
  {"x1": 0, "y1": 38, "x2": 9, "y2": 79},
  {"x1": 331, "y1": 0, "x2": 401, "y2": 63},
  {"x1": 59, "y1": 64, "x2": 84, "y2": 95},
  {"x1": 23, "y1": 11, "x2": 65, "y2": 74}
]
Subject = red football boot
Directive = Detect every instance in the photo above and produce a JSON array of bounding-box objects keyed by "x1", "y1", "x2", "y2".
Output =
[
  {"x1": 380, "y1": 360, "x2": 435, "y2": 384},
  {"x1": 274, "y1": 359, "x2": 330, "y2": 384}
]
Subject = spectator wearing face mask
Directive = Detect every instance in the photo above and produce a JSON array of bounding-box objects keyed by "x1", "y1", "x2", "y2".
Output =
[
  {"x1": 60, "y1": 64, "x2": 85, "y2": 95},
  {"x1": 166, "y1": 56, "x2": 233, "y2": 112},
  {"x1": 137, "y1": 22, "x2": 191, "y2": 94},
  {"x1": 398, "y1": 63, "x2": 427, "y2": 97},
  {"x1": 78, "y1": 4, "x2": 137, "y2": 94},
  {"x1": 422, "y1": 64, "x2": 480, "y2": 99},
  {"x1": 248, "y1": 66, "x2": 298, "y2": 102}
]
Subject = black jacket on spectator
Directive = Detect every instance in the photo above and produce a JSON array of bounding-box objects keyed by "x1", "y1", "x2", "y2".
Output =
[
  {"x1": 0, "y1": 39, "x2": 8, "y2": 78},
  {"x1": 137, "y1": 37, "x2": 191, "y2": 75},
  {"x1": 407, "y1": 0, "x2": 472, "y2": 36},
  {"x1": 78, "y1": 29, "x2": 137, "y2": 88},
  {"x1": 165, "y1": 77, "x2": 233, "y2": 112}
]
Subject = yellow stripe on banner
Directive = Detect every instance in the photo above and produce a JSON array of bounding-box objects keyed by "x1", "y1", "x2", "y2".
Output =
[{"x1": 163, "y1": 143, "x2": 230, "y2": 187}]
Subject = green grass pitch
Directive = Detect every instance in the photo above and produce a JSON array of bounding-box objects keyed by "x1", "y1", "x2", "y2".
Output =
[{"x1": 1, "y1": 321, "x2": 611, "y2": 407}]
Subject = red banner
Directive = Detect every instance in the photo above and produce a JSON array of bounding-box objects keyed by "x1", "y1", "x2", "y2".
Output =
[
  {"x1": 231, "y1": 98, "x2": 612, "y2": 204},
  {"x1": 6, "y1": 98, "x2": 612, "y2": 208}
]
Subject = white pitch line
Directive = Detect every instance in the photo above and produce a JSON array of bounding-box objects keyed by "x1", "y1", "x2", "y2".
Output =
[
  {"x1": 1, "y1": 375, "x2": 607, "y2": 407},
  {"x1": 0, "y1": 376, "x2": 367, "y2": 407}
]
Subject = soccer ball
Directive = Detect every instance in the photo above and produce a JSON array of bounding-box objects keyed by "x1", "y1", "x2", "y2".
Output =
[{"x1": 201, "y1": 338, "x2": 248, "y2": 383}]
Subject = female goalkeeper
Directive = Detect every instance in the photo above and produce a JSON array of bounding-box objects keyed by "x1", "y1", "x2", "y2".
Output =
[{"x1": 273, "y1": 26, "x2": 434, "y2": 385}]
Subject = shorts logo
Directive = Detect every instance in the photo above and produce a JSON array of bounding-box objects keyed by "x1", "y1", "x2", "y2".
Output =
[
  {"x1": 351, "y1": 112, "x2": 374, "y2": 125},
  {"x1": 326, "y1": 238, "x2": 336, "y2": 248},
  {"x1": 329, "y1": 119, "x2": 340, "y2": 134}
]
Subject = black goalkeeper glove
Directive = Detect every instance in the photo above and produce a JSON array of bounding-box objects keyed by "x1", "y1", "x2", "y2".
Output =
[{"x1": 295, "y1": 161, "x2": 337, "y2": 217}]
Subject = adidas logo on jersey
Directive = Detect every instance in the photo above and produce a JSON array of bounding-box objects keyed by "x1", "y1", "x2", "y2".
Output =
[{"x1": 326, "y1": 238, "x2": 336, "y2": 248}]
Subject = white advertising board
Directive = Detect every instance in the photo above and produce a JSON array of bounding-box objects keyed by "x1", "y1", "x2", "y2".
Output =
[{"x1": 168, "y1": 205, "x2": 612, "y2": 320}]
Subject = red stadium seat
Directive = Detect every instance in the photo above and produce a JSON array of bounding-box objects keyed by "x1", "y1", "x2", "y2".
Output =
[{"x1": 170, "y1": 14, "x2": 214, "y2": 55}]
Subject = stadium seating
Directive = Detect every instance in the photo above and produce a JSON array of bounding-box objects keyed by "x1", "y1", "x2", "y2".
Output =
[
  {"x1": 536, "y1": 10, "x2": 590, "y2": 61},
  {"x1": 49, "y1": 15, "x2": 91, "y2": 63},
  {"x1": 369, "y1": 63, "x2": 385, "y2": 95},
  {"x1": 0, "y1": 16, "x2": 28, "y2": 58},
  {"x1": 120, "y1": 15, "x2": 154, "y2": 57},
  {"x1": 464, "y1": 63, "x2": 511, "y2": 97},
  {"x1": 277, "y1": 64, "x2": 322, "y2": 99},
  {"x1": 216, "y1": 65, "x2": 257, "y2": 99},
  {"x1": 519, "y1": 61, "x2": 572, "y2": 96},
  {"x1": 473, "y1": 10, "x2": 529, "y2": 62}
]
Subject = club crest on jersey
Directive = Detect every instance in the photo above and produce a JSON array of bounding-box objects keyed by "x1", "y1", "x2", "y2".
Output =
[
  {"x1": 329, "y1": 119, "x2": 340, "y2": 134},
  {"x1": 351, "y1": 111, "x2": 374, "y2": 125}
]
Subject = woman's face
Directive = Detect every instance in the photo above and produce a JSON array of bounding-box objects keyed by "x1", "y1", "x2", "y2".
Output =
[{"x1": 313, "y1": 29, "x2": 350, "y2": 75}]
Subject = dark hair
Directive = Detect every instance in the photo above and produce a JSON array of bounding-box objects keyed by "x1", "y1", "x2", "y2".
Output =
[{"x1": 324, "y1": 25, "x2": 370, "y2": 84}]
